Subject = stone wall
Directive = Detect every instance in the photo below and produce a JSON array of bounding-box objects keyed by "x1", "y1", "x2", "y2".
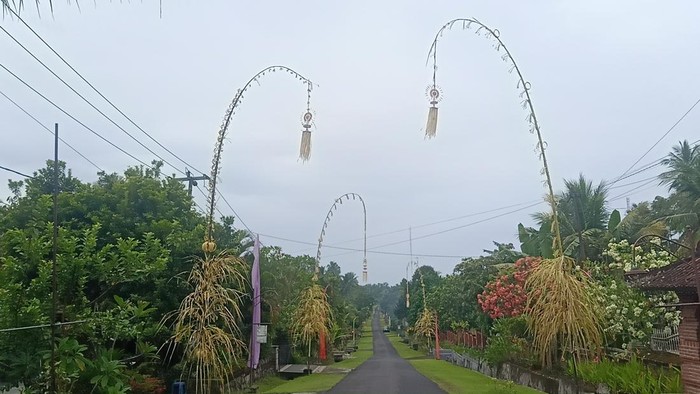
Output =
[{"x1": 438, "y1": 348, "x2": 607, "y2": 394}]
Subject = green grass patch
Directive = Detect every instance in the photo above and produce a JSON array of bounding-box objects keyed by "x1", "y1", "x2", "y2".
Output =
[
  {"x1": 332, "y1": 328, "x2": 373, "y2": 369},
  {"x1": 252, "y1": 375, "x2": 287, "y2": 393},
  {"x1": 408, "y1": 359, "x2": 543, "y2": 394},
  {"x1": 263, "y1": 322, "x2": 375, "y2": 393},
  {"x1": 264, "y1": 374, "x2": 344, "y2": 393},
  {"x1": 386, "y1": 332, "x2": 542, "y2": 394},
  {"x1": 385, "y1": 332, "x2": 429, "y2": 359}
]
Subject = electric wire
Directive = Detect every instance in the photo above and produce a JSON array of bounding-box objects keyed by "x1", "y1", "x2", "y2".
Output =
[
  {"x1": 0, "y1": 62, "x2": 152, "y2": 167},
  {"x1": 0, "y1": 25, "x2": 185, "y2": 176},
  {"x1": 0, "y1": 89, "x2": 103, "y2": 172},
  {"x1": 612, "y1": 97, "x2": 700, "y2": 184},
  {"x1": 257, "y1": 233, "x2": 465, "y2": 258},
  {"x1": 2, "y1": 8, "x2": 206, "y2": 175},
  {"x1": 323, "y1": 201, "x2": 543, "y2": 259},
  {"x1": 0, "y1": 164, "x2": 33, "y2": 178}
]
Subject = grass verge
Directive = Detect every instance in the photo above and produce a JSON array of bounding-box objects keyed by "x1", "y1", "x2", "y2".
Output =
[
  {"x1": 262, "y1": 323, "x2": 373, "y2": 393},
  {"x1": 385, "y1": 332, "x2": 428, "y2": 359},
  {"x1": 387, "y1": 332, "x2": 542, "y2": 394},
  {"x1": 408, "y1": 359, "x2": 543, "y2": 394},
  {"x1": 264, "y1": 374, "x2": 344, "y2": 394}
]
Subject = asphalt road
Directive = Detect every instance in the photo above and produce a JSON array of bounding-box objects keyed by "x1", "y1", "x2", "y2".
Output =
[{"x1": 326, "y1": 313, "x2": 445, "y2": 394}]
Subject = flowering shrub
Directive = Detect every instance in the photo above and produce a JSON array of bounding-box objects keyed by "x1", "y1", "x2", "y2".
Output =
[
  {"x1": 593, "y1": 240, "x2": 680, "y2": 349},
  {"x1": 603, "y1": 238, "x2": 672, "y2": 272},
  {"x1": 478, "y1": 257, "x2": 540, "y2": 319}
]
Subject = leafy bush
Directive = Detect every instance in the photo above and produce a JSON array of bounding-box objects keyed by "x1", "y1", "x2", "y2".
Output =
[
  {"x1": 484, "y1": 317, "x2": 532, "y2": 366},
  {"x1": 130, "y1": 375, "x2": 167, "y2": 394},
  {"x1": 570, "y1": 356, "x2": 682, "y2": 394}
]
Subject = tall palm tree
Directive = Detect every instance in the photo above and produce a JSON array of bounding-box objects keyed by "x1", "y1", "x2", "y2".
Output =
[
  {"x1": 659, "y1": 140, "x2": 700, "y2": 199},
  {"x1": 534, "y1": 174, "x2": 609, "y2": 262},
  {"x1": 339, "y1": 272, "x2": 359, "y2": 298},
  {"x1": 657, "y1": 140, "x2": 700, "y2": 252}
]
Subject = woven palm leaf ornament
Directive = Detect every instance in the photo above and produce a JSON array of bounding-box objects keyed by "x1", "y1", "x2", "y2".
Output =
[
  {"x1": 424, "y1": 18, "x2": 602, "y2": 367},
  {"x1": 315, "y1": 193, "x2": 368, "y2": 283},
  {"x1": 300, "y1": 83, "x2": 314, "y2": 162}
]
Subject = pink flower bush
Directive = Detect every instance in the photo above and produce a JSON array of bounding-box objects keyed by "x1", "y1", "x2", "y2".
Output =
[{"x1": 477, "y1": 257, "x2": 540, "y2": 319}]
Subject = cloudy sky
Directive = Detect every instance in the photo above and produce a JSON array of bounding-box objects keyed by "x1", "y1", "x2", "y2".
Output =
[{"x1": 1, "y1": 1, "x2": 698, "y2": 285}]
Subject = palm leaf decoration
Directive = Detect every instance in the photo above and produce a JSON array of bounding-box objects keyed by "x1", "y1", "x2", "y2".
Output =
[
  {"x1": 291, "y1": 283, "x2": 332, "y2": 360},
  {"x1": 168, "y1": 251, "x2": 248, "y2": 393},
  {"x1": 414, "y1": 308, "x2": 437, "y2": 343},
  {"x1": 525, "y1": 254, "x2": 602, "y2": 366}
]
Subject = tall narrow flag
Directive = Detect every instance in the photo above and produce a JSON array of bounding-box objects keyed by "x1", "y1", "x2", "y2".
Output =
[{"x1": 248, "y1": 234, "x2": 261, "y2": 369}]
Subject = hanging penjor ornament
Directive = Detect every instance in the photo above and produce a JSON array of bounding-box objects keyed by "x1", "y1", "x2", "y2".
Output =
[
  {"x1": 299, "y1": 83, "x2": 314, "y2": 161},
  {"x1": 425, "y1": 85, "x2": 443, "y2": 138}
]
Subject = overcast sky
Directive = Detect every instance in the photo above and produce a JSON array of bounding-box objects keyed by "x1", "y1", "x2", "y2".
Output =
[{"x1": 1, "y1": 1, "x2": 698, "y2": 285}]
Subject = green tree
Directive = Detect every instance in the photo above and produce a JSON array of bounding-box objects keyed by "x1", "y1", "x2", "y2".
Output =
[
  {"x1": 527, "y1": 174, "x2": 610, "y2": 261},
  {"x1": 657, "y1": 140, "x2": 700, "y2": 252}
]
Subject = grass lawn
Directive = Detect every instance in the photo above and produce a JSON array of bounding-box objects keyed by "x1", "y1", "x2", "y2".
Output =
[
  {"x1": 330, "y1": 327, "x2": 373, "y2": 369},
  {"x1": 264, "y1": 374, "x2": 345, "y2": 393},
  {"x1": 408, "y1": 359, "x2": 543, "y2": 394},
  {"x1": 262, "y1": 323, "x2": 374, "y2": 393},
  {"x1": 385, "y1": 332, "x2": 429, "y2": 359},
  {"x1": 387, "y1": 332, "x2": 542, "y2": 394}
]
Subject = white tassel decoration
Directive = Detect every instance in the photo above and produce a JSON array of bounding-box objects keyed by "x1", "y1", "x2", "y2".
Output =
[
  {"x1": 425, "y1": 106, "x2": 438, "y2": 139},
  {"x1": 299, "y1": 130, "x2": 312, "y2": 162}
]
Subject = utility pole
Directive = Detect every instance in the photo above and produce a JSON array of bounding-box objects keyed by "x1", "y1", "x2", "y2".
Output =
[
  {"x1": 50, "y1": 123, "x2": 59, "y2": 394},
  {"x1": 174, "y1": 169, "x2": 210, "y2": 197}
]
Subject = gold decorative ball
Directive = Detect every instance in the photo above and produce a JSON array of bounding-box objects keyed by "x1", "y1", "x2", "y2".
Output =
[{"x1": 202, "y1": 241, "x2": 217, "y2": 253}]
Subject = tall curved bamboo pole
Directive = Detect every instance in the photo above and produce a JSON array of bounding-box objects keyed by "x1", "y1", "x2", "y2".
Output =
[
  {"x1": 171, "y1": 66, "x2": 315, "y2": 393},
  {"x1": 204, "y1": 65, "x2": 314, "y2": 251},
  {"x1": 424, "y1": 18, "x2": 602, "y2": 367},
  {"x1": 426, "y1": 19, "x2": 563, "y2": 256},
  {"x1": 315, "y1": 193, "x2": 368, "y2": 282}
]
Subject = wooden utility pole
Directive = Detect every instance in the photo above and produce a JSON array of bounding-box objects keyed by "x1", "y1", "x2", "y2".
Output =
[
  {"x1": 50, "y1": 123, "x2": 59, "y2": 393},
  {"x1": 174, "y1": 169, "x2": 210, "y2": 196}
]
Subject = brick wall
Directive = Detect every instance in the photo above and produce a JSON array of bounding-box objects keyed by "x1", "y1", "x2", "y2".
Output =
[{"x1": 679, "y1": 304, "x2": 700, "y2": 393}]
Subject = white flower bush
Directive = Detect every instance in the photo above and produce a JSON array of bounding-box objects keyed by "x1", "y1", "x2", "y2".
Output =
[
  {"x1": 592, "y1": 240, "x2": 680, "y2": 349},
  {"x1": 603, "y1": 238, "x2": 672, "y2": 271}
]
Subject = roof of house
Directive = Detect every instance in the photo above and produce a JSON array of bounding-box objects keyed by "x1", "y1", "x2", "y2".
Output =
[{"x1": 626, "y1": 256, "x2": 700, "y2": 294}]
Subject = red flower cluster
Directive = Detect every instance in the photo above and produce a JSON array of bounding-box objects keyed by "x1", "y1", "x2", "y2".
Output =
[{"x1": 477, "y1": 257, "x2": 540, "y2": 319}]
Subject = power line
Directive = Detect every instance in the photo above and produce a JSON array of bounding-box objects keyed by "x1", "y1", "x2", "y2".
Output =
[
  {"x1": 195, "y1": 184, "x2": 264, "y2": 247},
  {"x1": 613, "y1": 97, "x2": 700, "y2": 183},
  {"x1": 0, "y1": 62, "x2": 151, "y2": 167},
  {"x1": 2, "y1": 8, "x2": 205, "y2": 175},
  {"x1": 216, "y1": 189, "x2": 256, "y2": 236},
  {"x1": 0, "y1": 319, "x2": 89, "y2": 333},
  {"x1": 371, "y1": 201, "x2": 542, "y2": 247},
  {"x1": 0, "y1": 25, "x2": 185, "y2": 176},
  {"x1": 608, "y1": 174, "x2": 660, "y2": 190},
  {"x1": 321, "y1": 201, "x2": 544, "y2": 260},
  {"x1": 286, "y1": 198, "x2": 543, "y2": 255},
  {"x1": 605, "y1": 136, "x2": 700, "y2": 187},
  {"x1": 0, "y1": 165, "x2": 33, "y2": 178},
  {"x1": 257, "y1": 233, "x2": 465, "y2": 258},
  {"x1": 0, "y1": 89, "x2": 103, "y2": 172},
  {"x1": 206, "y1": 191, "x2": 541, "y2": 259},
  {"x1": 609, "y1": 178, "x2": 659, "y2": 202}
]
